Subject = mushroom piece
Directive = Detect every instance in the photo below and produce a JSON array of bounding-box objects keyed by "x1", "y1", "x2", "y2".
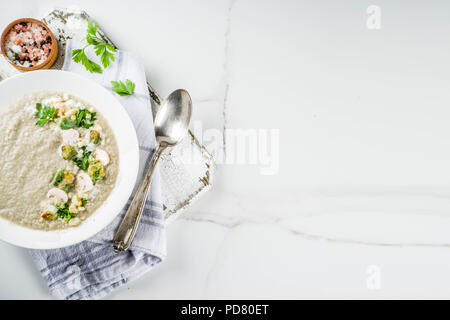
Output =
[
  {"x1": 47, "y1": 188, "x2": 68, "y2": 205},
  {"x1": 75, "y1": 170, "x2": 94, "y2": 193},
  {"x1": 94, "y1": 148, "x2": 110, "y2": 166},
  {"x1": 61, "y1": 129, "x2": 79, "y2": 145},
  {"x1": 69, "y1": 217, "x2": 81, "y2": 227}
]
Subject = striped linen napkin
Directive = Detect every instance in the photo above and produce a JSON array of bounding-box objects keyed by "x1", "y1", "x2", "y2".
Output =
[{"x1": 29, "y1": 40, "x2": 166, "y2": 300}]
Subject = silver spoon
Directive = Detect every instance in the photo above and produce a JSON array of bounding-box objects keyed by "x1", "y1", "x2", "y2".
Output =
[{"x1": 113, "y1": 89, "x2": 192, "y2": 253}]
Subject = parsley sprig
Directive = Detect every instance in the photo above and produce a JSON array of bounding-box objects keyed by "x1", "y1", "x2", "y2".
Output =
[
  {"x1": 56, "y1": 203, "x2": 74, "y2": 221},
  {"x1": 35, "y1": 103, "x2": 56, "y2": 126},
  {"x1": 73, "y1": 146, "x2": 93, "y2": 171},
  {"x1": 60, "y1": 108, "x2": 97, "y2": 130},
  {"x1": 111, "y1": 79, "x2": 136, "y2": 96},
  {"x1": 54, "y1": 198, "x2": 87, "y2": 222},
  {"x1": 75, "y1": 108, "x2": 97, "y2": 129},
  {"x1": 72, "y1": 21, "x2": 116, "y2": 73}
]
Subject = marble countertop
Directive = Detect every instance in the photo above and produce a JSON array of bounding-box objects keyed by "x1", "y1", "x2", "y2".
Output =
[{"x1": 2, "y1": 0, "x2": 450, "y2": 299}]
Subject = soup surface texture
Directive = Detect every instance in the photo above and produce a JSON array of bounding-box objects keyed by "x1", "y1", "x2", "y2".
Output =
[{"x1": 0, "y1": 91, "x2": 119, "y2": 230}]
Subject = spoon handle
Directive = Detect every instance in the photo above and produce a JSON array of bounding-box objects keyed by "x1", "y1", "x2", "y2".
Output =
[{"x1": 113, "y1": 145, "x2": 165, "y2": 253}]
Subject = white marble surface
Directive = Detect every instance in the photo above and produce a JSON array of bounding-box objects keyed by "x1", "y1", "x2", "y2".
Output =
[{"x1": 3, "y1": 0, "x2": 450, "y2": 299}]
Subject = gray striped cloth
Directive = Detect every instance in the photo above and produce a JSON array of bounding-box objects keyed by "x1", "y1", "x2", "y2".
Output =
[{"x1": 29, "y1": 40, "x2": 166, "y2": 300}]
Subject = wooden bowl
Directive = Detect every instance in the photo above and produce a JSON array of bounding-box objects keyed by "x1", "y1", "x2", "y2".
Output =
[{"x1": 0, "y1": 18, "x2": 58, "y2": 72}]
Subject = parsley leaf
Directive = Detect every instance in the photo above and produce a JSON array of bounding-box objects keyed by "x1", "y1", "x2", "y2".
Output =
[
  {"x1": 71, "y1": 49, "x2": 84, "y2": 63},
  {"x1": 56, "y1": 202, "x2": 74, "y2": 221},
  {"x1": 35, "y1": 103, "x2": 56, "y2": 126},
  {"x1": 75, "y1": 108, "x2": 97, "y2": 129},
  {"x1": 72, "y1": 21, "x2": 116, "y2": 73},
  {"x1": 72, "y1": 48, "x2": 102, "y2": 74},
  {"x1": 87, "y1": 21, "x2": 97, "y2": 36},
  {"x1": 95, "y1": 42, "x2": 116, "y2": 68},
  {"x1": 111, "y1": 79, "x2": 136, "y2": 96},
  {"x1": 60, "y1": 108, "x2": 96, "y2": 130},
  {"x1": 73, "y1": 146, "x2": 92, "y2": 171}
]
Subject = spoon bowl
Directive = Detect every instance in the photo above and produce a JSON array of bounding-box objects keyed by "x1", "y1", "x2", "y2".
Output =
[{"x1": 155, "y1": 89, "x2": 192, "y2": 146}]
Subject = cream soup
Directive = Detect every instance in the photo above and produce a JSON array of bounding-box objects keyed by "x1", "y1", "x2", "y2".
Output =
[{"x1": 0, "y1": 91, "x2": 119, "y2": 230}]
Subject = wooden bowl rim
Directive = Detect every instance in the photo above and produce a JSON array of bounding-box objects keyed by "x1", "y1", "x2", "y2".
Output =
[{"x1": 0, "y1": 18, "x2": 58, "y2": 72}]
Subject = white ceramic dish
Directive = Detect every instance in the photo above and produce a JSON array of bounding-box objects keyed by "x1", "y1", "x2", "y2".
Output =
[{"x1": 0, "y1": 70, "x2": 139, "y2": 249}]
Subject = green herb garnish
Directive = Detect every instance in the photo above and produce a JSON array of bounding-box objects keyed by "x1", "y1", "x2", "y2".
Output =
[
  {"x1": 35, "y1": 103, "x2": 56, "y2": 126},
  {"x1": 60, "y1": 108, "x2": 96, "y2": 130},
  {"x1": 72, "y1": 49, "x2": 103, "y2": 74},
  {"x1": 75, "y1": 108, "x2": 97, "y2": 129},
  {"x1": 72, "y1": 21, "x2": 116, "y2": 73},
  {"x1": 56, "y1": 202, "x2": 74, "y2": 221},
  {"x1": 81, "y1": 198, "x2": 88, "y2": 207},
  {"x1": 72, "y1": 146, "x2": 92, "y2": 171},
  {"x1": 111, "y1": 79, "x2": 135, "y2": 96},
  {"x1": 60, "y1": 117, "x2": 77, "y2": 130}
]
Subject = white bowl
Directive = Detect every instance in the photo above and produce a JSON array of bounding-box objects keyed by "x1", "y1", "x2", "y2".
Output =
[{"x1": 0, "y1": 70, "x2": 139, "y2": 249}]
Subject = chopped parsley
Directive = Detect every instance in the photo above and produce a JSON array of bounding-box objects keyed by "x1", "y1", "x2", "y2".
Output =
[
  {"x1": 72, "y1": 146, "x2": 92, "y2": 171},
  {"x1": 35, "y1": 103, "x2": 56, "y2": 126},
  {"x1": 56, "y1": 202, "x2": 75, "y2": 221},
  {"x1": 75, "y1": 108, "x2": 97, "y2": 129},
  {"x1": 60, "y1": 108, "x2": 96, "y2": 130}
]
